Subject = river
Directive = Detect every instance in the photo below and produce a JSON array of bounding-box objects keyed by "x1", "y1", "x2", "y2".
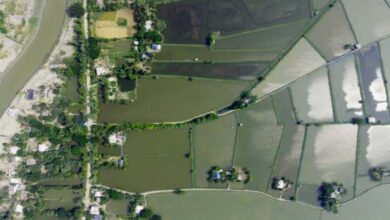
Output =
[{"x1": 0, "y1": 0, "x2": 67, "y2": 116}]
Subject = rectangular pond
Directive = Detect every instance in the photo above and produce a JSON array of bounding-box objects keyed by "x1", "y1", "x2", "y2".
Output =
[
  {"x1": 329, "y1": 55, "x2": 363, "y2": 122},
  {"x1": 157, "y1": 0, "x2": 312, "y2": 44},
  {"x1": 151, "y1": 62, "x2": 268, "y2": 81},
  {"x1": 355, "y1": 125, "x2": 390, "y2": 196},
  {"x1": 357, "y1": 44, "x2": 390, "y2": 123},
  {"x1": 98, "y1": 128, "x2": 192, "y2": 192},
  {"x1": 233, "y1": 97, "x2": 284, "y2": 192},
  {"x1": 297, "y1": 124, "x2": 357, "y2": 206},
  {"x1": 290, "y1": 68, "x2": 334, "y2": 123},
  {"x1": 98, "y1": 76, "x2": 251, "y2": 123},
  {"x1": 192, "y1": 113, "x2": 237, "y2": 188}
]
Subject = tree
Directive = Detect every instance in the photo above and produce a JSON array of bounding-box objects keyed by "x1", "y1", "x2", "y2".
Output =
[
  {"x1": 107, "y1": 189, "x2": 123, "y2": 200},
  {"x1": 207, "y1": 32, "x2": 219, "y2": 46},
  {"x1": 88, "y1": 37, "x2": 101, "y2": 59},
  {"x1": 151, "y1": 215, "x2": 162, "y2": 220},
  {"x1": 67, "y1": 3, "x2": 85, "y2": 18},
  {"x1": 139, "y1": 208, "x2": 154, "y2": 219},
  {"x1": 369, "y1": 167, "x2": 388, "y2": 182}
]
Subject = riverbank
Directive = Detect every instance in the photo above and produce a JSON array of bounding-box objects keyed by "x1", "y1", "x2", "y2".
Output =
[
  {"x1": 0, "y1": 0, "x2": 43, "y2": 74},
  {"x1": 0, "y1": 14, "x2": 74, "y2": 217}
]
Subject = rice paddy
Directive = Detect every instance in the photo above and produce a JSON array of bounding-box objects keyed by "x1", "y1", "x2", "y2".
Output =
[{"x1": 251, "y1": 38, "x2": 326, "y2": 98}]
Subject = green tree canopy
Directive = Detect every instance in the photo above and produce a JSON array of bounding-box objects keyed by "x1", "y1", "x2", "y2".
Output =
[{"x1": 67, "y1": 3, "x2": 85, "y2": 18}]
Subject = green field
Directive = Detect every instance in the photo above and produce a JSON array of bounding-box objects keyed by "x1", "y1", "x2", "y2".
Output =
[
  {"x1": 155, "y1": 45, "x2": 278, "y2": 63},
  {"x1": 98, "y1": 76, "x2": 251, "y2": 123},
  {"x1": 147, "y1": 190, "x2": 321, "y2": 220},
  {"x1": 306, "y1": 2, "x2": 356, "y2": 61},
  {"x1": 298, "y1": 125, "x2": 357, "y2": 205},
  {"x1": 98, "y1": 128, "x2": 192, "y2": 192},
  {"x1": 192, "y1": 113, "x2": 238, "y2": 188},
  {"x1": 233, "y1": 98, "x2": 284, "y2": 191},
  {"x1": 42, "y1": 188, "x2": 76, "y2": 210}
]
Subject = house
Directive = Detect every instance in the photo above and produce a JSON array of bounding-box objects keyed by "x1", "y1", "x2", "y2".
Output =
[
  {"x1": 145, "y1": 20, "x2": 153, "y2": 31},
  {"x1": 118, "y1": 158, "x2": 124, "y2": 167},
  {"x1": 96, "y1": 0, "x2": 104, "y2": 7},
  {"x1": 38, "y1": 143, "x2": 49, "y2": 152},
  {"x1": 26, "y1": 89, "x2": 35, "y2": 100},
  {"x1": 9, "y1": 146, "x2": 19, "y2": 155},
  {"x1": 26, "y1": 158, "x2": 36, "y2": 166},
  {"x1": 14, "y1": 204, "x2": 23, "y2": 214},
  {"x1": 96, "y1": 67, "x2": 109, "y2": 76},
  {"x1": 10, "y1": 178, "x2": 21, "y2": 185},
  {"x1": 275, "y1": 179, "x2": 288, "y2": 190},
  {"x1": 108, "y1": 132, "x2": 126, "y2": 145},
  {"x1": 135, "y1": 205, "x2": 145, "y2": 215},
  {"x1": 90, "y1": 205, "x2": 100, "y2": 215},
  {"x1": 141, "y1": 53, "x2": 151, "y2": 61},
  {"x1": 7, "y1": 15, "x2": 24, "y2": 26},
  {"x1": 151, "y1": 43, "x2": 161, "y2": 52}
]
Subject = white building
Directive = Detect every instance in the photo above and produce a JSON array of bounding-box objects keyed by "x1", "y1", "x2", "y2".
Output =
[
  {"x1": 14, "y1": 204, "x2": 23, "y2": 214},
  {"x1": 96, "y1": 67, "x2": 110, "y2": 76},
  {"x1": 108, "y1": 132, "x2": 126, "y2": 145},
  {"x1": 145, "y1": 20, "x2": 153, "y2": 31},
  {"x1": 38, "y1": 143, "x2": 49, "y2": 152},
  {"x1": 9, "y1": 146, "x2": 19, "y2": 155},
  {"x1": 90, "y1": 205, "x2": 100, "y2": 215}
]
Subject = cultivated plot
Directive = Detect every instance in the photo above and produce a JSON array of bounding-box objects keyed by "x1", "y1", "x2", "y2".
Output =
[
  {"x1": 342, "y1": 0, "x2": 390, "y2": 45},
  {"x1": 290, "y1": 68, "x2": 334, "y2": 123},
  {"x1": 312, "y1": 0, "x2": 331, "y2": 11},
  {"x1": 155, "y1": 45, "x2": 277, "y2": 62},
  {"x1": 157, "y1": 0, "x2": 312, "y2": 44},
  {"x1": 355, "y1": 125, "x2": 390, "y2": 196},
  {"x1": 98, "y1": 128, "x2": 192, "y2": 192},
  {"x1": 192, "y1": 114, "x2": 237, "y2": 188},
  {"x1": 297, "y1": 124, "x2": 357, "y2": 205},
  {"x1": 306, "y1": 2, "x2": 356, "y2": 61},
  {"x1": 94, "y1": 9, "x2": 136, "y2": 39},
  {"x1": 268, "y1": 125, "x2": 305, "y2": 199},
  {"x1": 147, "y1": 190, "x2": 321, "y2": 220},
  {"x1": 379, "y1": 38, "x2": 390, "y2": 104},
  {"x1": 42, "y1": 188, "x2": 76, "y2": 210},
  {"x1": 234, "y1": 98, "x2": 284, "y2": 192},
  {"x1": 329, "y1": 55, "x2": 363, "y2": 122},
  {"x1": 98, "y1": 76, "x2": 250, "y2": 123},
  {"x1": 251, "y1": 38, "x2": 326, "y2": 98},
  {"x1": 357, "y1": 44, "x2": 390, "y2": 123},
  {"x1": 322, "y1": 185, "x2": 390, "y2": 220},
  {"x1": 214, "y1": 19, "x2": 308, "y2": 51},
  {"x1": 151, "y1": 62, "x2": 268, "y2": 80},
  {"x1": 272, "y1": 88, "x2": 297, "y2": 125}
]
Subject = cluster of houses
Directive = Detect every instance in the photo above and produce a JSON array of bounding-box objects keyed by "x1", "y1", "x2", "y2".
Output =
[{"x1": 208, "y1": 166, "x2": 250, "y2": 183}]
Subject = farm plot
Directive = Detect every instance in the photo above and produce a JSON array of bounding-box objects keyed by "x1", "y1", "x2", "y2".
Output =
[
  {"x1": 290, "y1": 68, "x2": 334, "y2": 123},
  {"x1": 272, "y1": 88, "x2": 297, "y2": 124},
  {"x1": 151, "y1": 62, "x2": 268, "y2": 80},
  {"x1": 147, "y1": 190, "x2": 321, "y2": 220},
  {"x1": 355, "y1": 125, "x2": 390, "y2": 196},
  {"x1": 322, "y1": 185, "x2": 390, "y2": 220},
  {"x1": 99, "y1": 39, "x2": 133, "y2": 61},
  {"x1": 157, "y1": 0, "x2": 312, "y2": 44},
  {"x1": 106, "y1": 199, "x2": 129, "y2": 218},
  {"x1": 98, "y1": 76, "x2": 250, "y2": 123},
  {"x1": 357, "y1": 44, "x2": 390, "y2": 123},
  {"x1": 306, "y1": 2, "x2": 356, "y2": 61},
  {"x1": 234, "y1": 98, "x2": 284, "y2": 192},
  {"x1": 342, "y1": 0, "x2": 390, "y2": 45},
  {"x1": 98, "y1": 128, "x2": 192, "y2": 192},
  {"x1": 42, "y1": 188, "x2": 76, "y2": 210},
  {"x1": 379, "y1": 38, "x2": 390, "y2": 103},
  {"x1": 312, "y1": 0, "x2": 331, "y2": 11},
  {"x1": 267, "y1": 125, "x2": 305, "y2": 199},
  {"x1": 155, "y1": 45, "x2": 277, "y2": 62},
  {"x1": 94, "y1": 9, "x2": 136, "y2": 39},
  {"x1": 297, "y1": 125, "x2": 357, "y2": 206},
  {"x1": 214, "y1": 19, "x2": 308, "y2": 51},
  {"x1": 329, "y1": 55, "x2": 363, "y2": 122},
  {"x1": 192, "y1": 114, "x2": 237, "y2": 188},
  {"x1": 251, "y1": 38, "x2": 326, "y2": 98}
]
